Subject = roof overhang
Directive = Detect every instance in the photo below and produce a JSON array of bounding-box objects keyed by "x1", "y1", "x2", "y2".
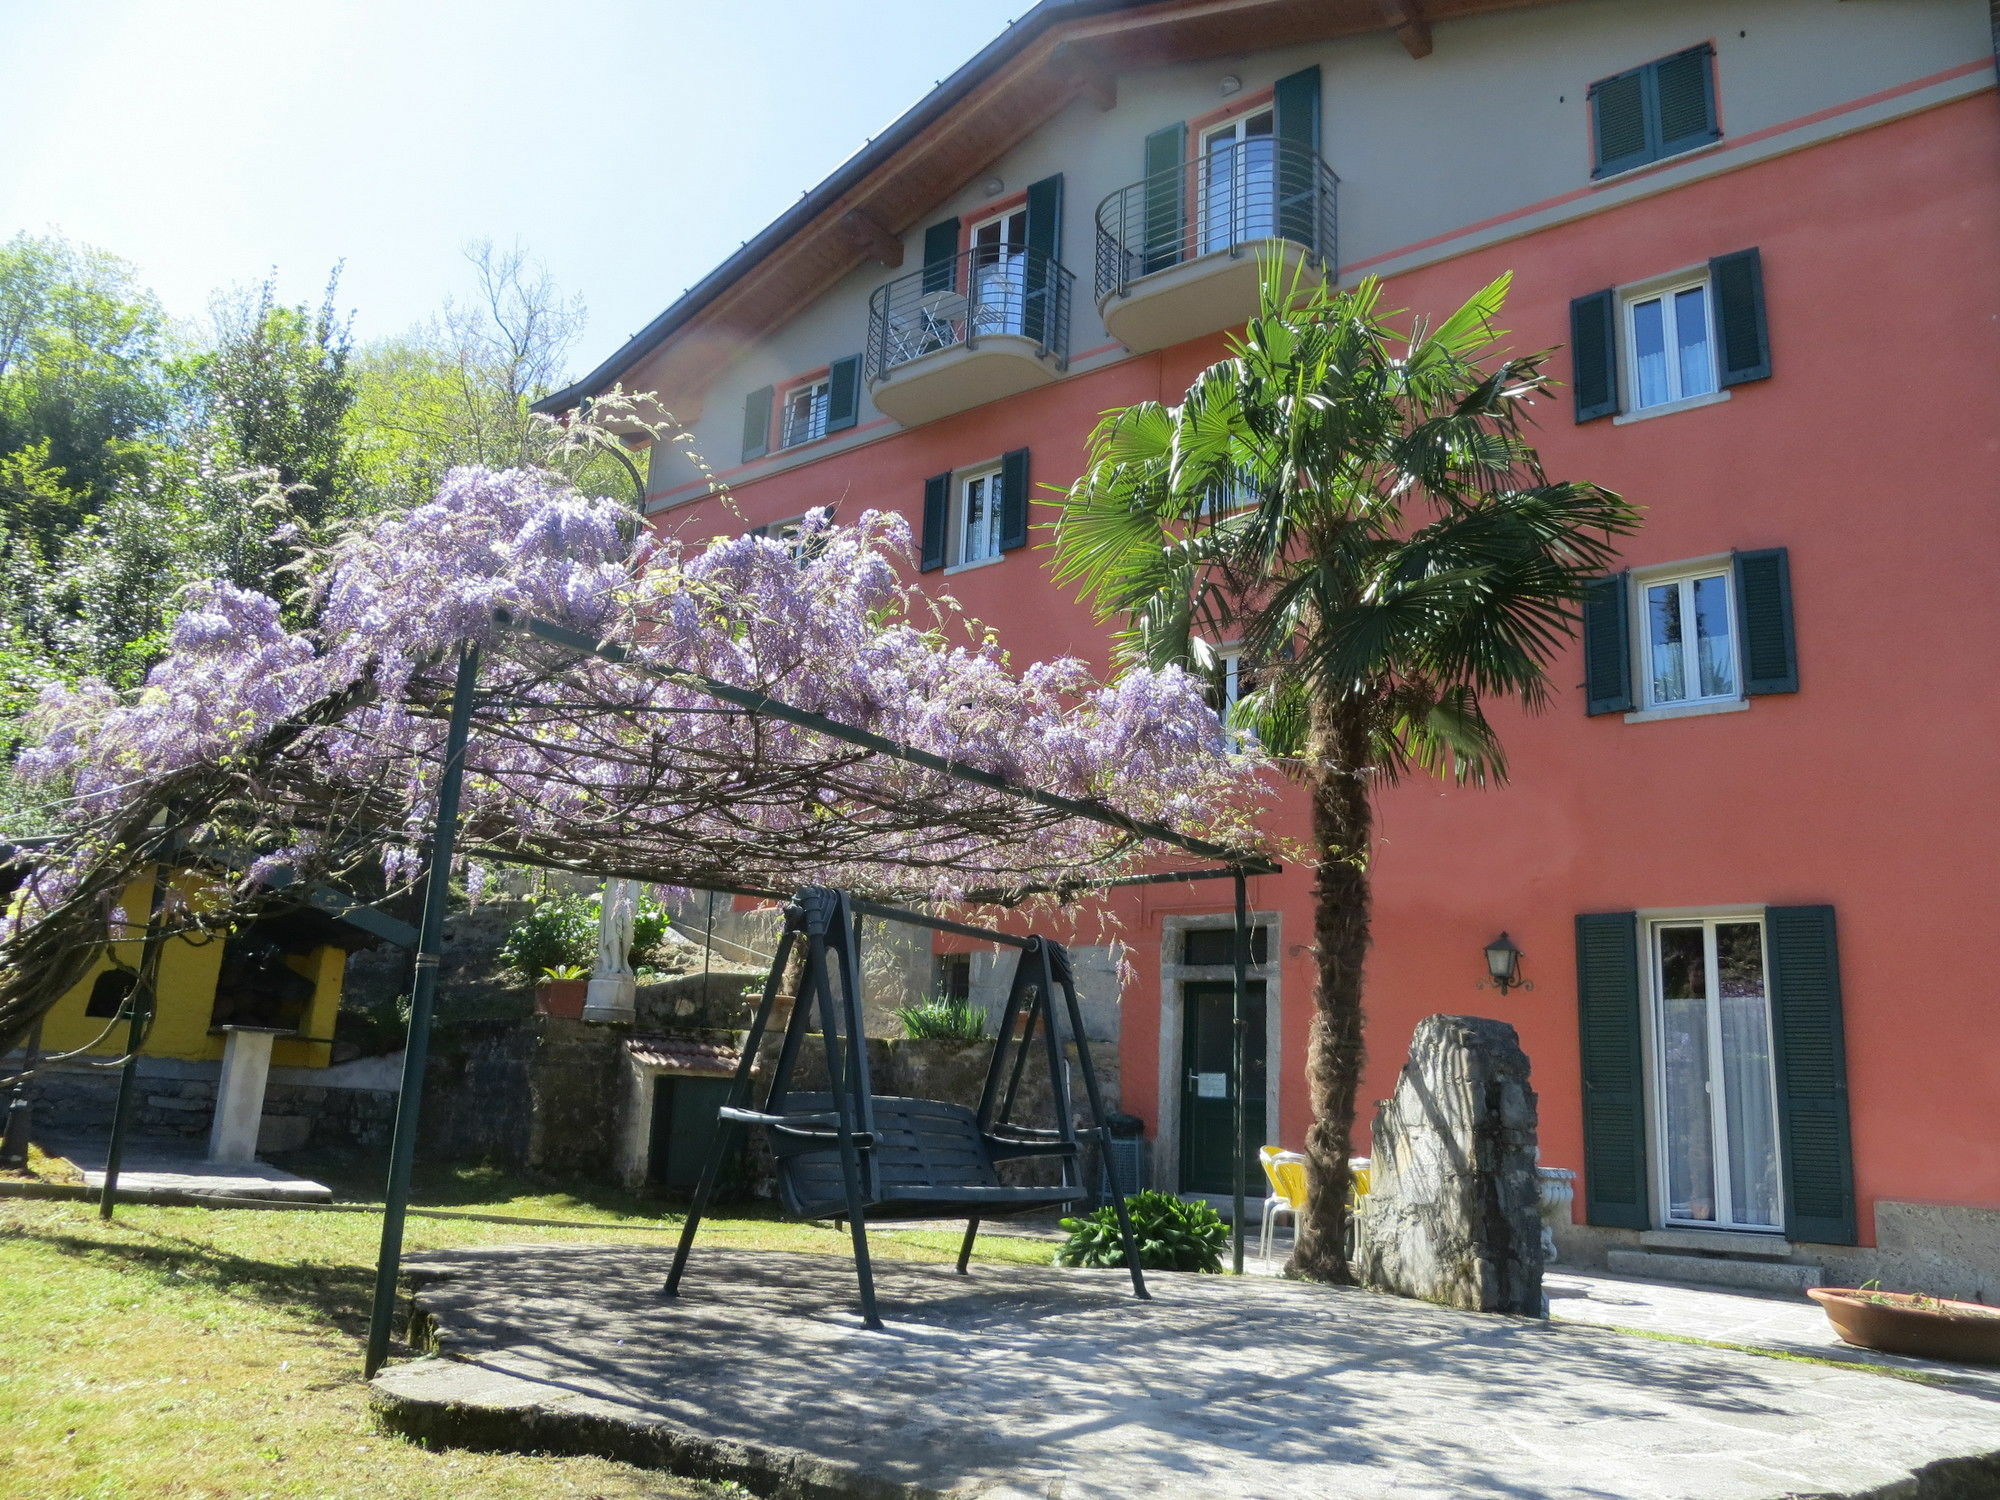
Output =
[{"x1": 536, "y1": 0, "x2": 1573, "y2": 424}]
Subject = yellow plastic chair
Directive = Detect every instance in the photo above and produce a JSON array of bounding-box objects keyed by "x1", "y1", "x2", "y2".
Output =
[
  {"x1": 1258, "y1": 1146, "x2": 1308, "y2": 1262},
  {"x1": 1259, "y1": 1147, "x2": 1372, "y2": 1262}
]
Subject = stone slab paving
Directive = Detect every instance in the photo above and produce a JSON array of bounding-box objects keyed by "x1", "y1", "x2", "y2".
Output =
[
  {"x1": 38, "y1": 1133, "x2": 332, "y2": 1201},
  {"x1": 373, "y1": 1245, "x2": 2000, "y2": 1499},
  {"x1": 1546, "y1": 1269, "x2": 2000, "y2": 1397}
]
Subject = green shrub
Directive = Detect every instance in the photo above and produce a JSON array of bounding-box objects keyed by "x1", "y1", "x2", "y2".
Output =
[
  {"x1": 1054, "y1": 1190, "x2": 1229, "y2": 1273},
  {"x1": 499, "y1": 888, "x2": 676, "y2": 982},
  {"x1": 498, "y1": 893, "x2": 596, "y2": 980},
  {"x1": 894, "y1": 999, "x2": 987, "y2": 1041}
]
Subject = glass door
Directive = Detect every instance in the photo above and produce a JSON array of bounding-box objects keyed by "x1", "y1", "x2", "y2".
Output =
[
  {"x1": 1201, "y1": 109, "x2": 1277, "y2": 254},
  {"x1": 1652, "y1": 918, "x2": 1783, "y2": 1230},
  {"x1": 969, "y1": 206, "x2": 1029, "y2": 336}
]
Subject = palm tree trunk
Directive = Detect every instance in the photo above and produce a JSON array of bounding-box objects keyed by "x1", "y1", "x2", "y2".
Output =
[{"x1": 1288, "y1": 702, "x2": 1373, "y2": 1283}]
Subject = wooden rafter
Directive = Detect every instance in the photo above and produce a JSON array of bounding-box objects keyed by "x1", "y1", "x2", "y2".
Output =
[{"x1": 1383, "y1": 0, "x2": 1435, "y2": 57}]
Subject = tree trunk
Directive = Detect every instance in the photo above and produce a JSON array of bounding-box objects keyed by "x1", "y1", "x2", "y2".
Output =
[{"x1": 1287, "y1": 702, "x2": 1374, "y2": 1283}]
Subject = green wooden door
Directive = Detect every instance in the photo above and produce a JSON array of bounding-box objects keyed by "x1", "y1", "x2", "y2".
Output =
[
  {"x1": 1178, "y1": 979, "x2": 1266, "y2": 1194},
  {"x1": 648, "y1": 1075, "x2": 734, "y2": 1193}
]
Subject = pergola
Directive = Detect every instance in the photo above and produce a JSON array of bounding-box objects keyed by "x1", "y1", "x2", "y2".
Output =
[
  {"x1": 0, "y1": 470, "x2": 1279, "y2": 1376},
  {"x1": 348, "y1": 611, "x2": 1276, "y2": 1372}
]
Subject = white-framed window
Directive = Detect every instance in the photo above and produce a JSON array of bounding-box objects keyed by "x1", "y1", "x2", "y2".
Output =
[
  {"x1": 1645, "y1": 913, "x2": 1783, "y2": 1232},
  {"x1": 779, "y1": 376, "x2": 831, "y2": 449},
  {"x1": 954, "y1": 465, "x2": 1005, "y2": 567},
  {"x1": 1623, "y1": 277, "x2": 1717, "y2": 412},
  {"x1": 1637, "y1": 564, "x2": 1738, "y2": 708},
  {"x1": 751, "y1": 514, "x2": 810, "y2": 559}
]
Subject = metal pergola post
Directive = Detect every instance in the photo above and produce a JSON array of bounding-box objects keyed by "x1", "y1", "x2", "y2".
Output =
[
  {"x1": 99, "y1": 864, "x2": 177, "y2": 1220},
  {"x1": 1230, "y1": 869, "x2": 1250, "y2": 1275},
  {"x1": 364, "y1": 645, "x2": 482, "y2": 1377}
]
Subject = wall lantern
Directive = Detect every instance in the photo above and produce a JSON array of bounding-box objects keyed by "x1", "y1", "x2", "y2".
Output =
[
  {"x1": 1479, "y1": 932, "x2": 1532, "y2": 995},
  {"x1": 1218, "y1": 74, "x2": 1243, "y2": 96}
]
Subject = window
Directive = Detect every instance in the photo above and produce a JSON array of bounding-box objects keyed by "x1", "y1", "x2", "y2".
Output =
[
  {"x1": 1582, "y1": 548, "x2": 1795, "y2": 717},
  {"x1": 1182, "y1": 925, "x2": 1269, "y2": 967},
  {"x1": 1647, "y1": 915, "x2": 1782, "y2": 1231},
  {"x1": 780, "y1": 376, "x2": 831, "y2": 449},
  {"x1": 955, "y1": 466, "x2": 1005, "y2": 567},
  {"x1": 1571, "y1": 249, "x2": 1769, "y2": 423},
  {"x1": 933, "y1": 952, "x2": 971, "y2": 1004},
  {"x1": 1624, "y1": 279, "x2": 1716, "y2": 411},
  {"x1": 750, "y1": 514, "x2": 816, "y2": 561},
  {"x1": 919, "y1": 450, "x2": 1028, "y2": 573},
  {"x1": 1590, "y1": 44, "x2": 1718, "y2": 178},
  {"x1": 1639, "y1": 566, "x2": 1736, "y2": 708},
  {"x1": 85, "y1": 968, "x2": 136, "y2": 1019}
]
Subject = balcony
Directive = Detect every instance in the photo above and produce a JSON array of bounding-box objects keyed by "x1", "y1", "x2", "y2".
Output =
[
  {"x1": 865, "y1": 246, "x2": 1073, "y2": 427},
  {"x1": 1094, "y1": 139, "x2": 1338, "y2": 354}
]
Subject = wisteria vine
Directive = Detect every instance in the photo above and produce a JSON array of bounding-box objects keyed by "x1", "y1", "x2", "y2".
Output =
[{"x1": 0, "y1": 465, "x2": 1267, "y2": 1050}]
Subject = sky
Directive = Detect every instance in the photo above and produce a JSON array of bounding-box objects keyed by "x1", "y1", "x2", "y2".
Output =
[{"x1": 0, "y1": 0, "x2": 1024, "y2": 367}]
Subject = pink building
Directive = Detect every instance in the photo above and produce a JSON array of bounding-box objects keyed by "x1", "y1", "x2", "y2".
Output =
[{"x1": 541, "y1": 0, "x2": 2000, "y2": 1297}]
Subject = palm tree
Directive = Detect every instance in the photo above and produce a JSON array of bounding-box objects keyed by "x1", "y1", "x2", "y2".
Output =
[{"x1": 1050, "y1": 263, "x2": 1638, "y2": 1280}]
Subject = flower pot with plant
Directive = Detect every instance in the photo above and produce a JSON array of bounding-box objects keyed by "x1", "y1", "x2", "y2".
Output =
[
  {"x1": 1808, "y1": 1284, "x2": 2000, "y2": 1365},
  {"x1": 535, "y1": 964, "x2": 591, "y2": 1019}
]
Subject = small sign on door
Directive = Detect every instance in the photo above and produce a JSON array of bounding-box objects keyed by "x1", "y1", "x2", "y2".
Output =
[{"x1": 1196, "y1": 1072, "x2": 1228, "y2": 1099}]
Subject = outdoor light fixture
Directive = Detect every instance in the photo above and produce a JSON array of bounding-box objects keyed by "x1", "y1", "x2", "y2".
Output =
[
  {"x1": 1479, "y1": 932, "x2": 1532, "y2": 995},
  {"x1": 981, "y1": 175, "x2": 1006, "y2": 197},
  {"x1": 1219, "y1": 73, "x2": 1243, "y2": 96}
]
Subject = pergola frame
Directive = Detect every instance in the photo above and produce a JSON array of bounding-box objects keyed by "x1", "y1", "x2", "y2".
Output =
[{"x1": 303, "y1": 608, "x2": 1275, "y2": 1376}]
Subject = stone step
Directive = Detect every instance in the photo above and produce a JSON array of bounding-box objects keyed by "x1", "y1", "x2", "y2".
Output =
[{"x1": 1607, "y1": 1248, "x2": 1822, "y2": 1293}]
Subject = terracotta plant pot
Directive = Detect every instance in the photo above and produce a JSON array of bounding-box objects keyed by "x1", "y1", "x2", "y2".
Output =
[
  {"x1": 534, "y1": 979, "x2": 589, "y2": 1019},
  {"x1": 1808, "y1": 1287, "x2": 2000, "y2": 1365}
]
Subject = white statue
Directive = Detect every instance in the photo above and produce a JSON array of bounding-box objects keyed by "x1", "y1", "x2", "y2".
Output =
[{"x1": 583, "y1": 878, "x2": 640, "y2": 1024}]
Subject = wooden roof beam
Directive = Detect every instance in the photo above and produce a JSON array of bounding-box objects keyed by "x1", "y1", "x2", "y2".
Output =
[
  {"x1": 1383, "y1": 0, "x2": 1434, "y2": 57},
  {"x1": 1049, "y1": 40, "x2": 1119, "y2": 111},
  {"x1": 838, "y1": 208, "x2": 904, "y2": 268}
]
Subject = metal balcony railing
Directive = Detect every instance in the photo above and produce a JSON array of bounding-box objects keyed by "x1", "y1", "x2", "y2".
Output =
[
  {"x1": 866, "y1": 246, "x2": 1073, "y2": 384},
  {"x1": 1093, "y1": 138, "x2": 1338, "y2": 301}
]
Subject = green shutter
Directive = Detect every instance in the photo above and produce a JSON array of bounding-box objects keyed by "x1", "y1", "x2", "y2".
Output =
[
  {"x1": 1022, "y1": 174, "x2": 1064, "y2": 350},
  {"x1": 1577, "y1": 912, "x2": 1650, "y2": 1230},
  {"x1": 1581, "y1": 572, "x2": 1633, "y2": 715},
  {"x1": 1592, "y1": 45, "x2": 1717, "y2": 177},
  {"x1": 740, "y1": 384, "x2": 773, "y2": 463},
  {"x1": 1767, "y1": 906, "x2": 1857, "y2": 1245},
  {"x1": 920, "y1": 472, "x2": 950, "y2": 572},
  {"x1": 922, "y1": 218, "x2": 960, "y2": 294},
  {"x1": 1141, "y1": 123, "x2": 1187, "y2": 274},
  {"x1": 1272, "y1": 65, "x2": 1322, "y2": 249},
  {"x1": 1711, "y1": 248, "x2": 1771, "y2": 386},
  {"x1": 1590, "y1": 67, "x2": 1649, "y2": 176},
  {"x1": 1654, "y1": 44, "x2": 1719, "y2": 156},
  {"x1": 1570, "y1": 288, "x2": 1618, "y2": 422},
  {"x1": 1734, "y1": 547, "x2": 1796, "y2": 695},
  {"x1": 825, "y1": 354, "x2": 861, "y2": 434},
  {"x1": 999, "y1": 447, "x2": 1030, "y2": 553}
]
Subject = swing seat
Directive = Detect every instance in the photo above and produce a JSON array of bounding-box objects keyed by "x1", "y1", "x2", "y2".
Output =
[{"x1": 771, "y1": 1093, "x2": 1084, "y2": 1223}]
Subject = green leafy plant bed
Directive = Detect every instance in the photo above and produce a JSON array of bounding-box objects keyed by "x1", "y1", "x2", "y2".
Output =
[
  {"x1": 1809, "y1": 1287, "x2": 2000, "y2": 1365},
  {"x1": 894, "y1": 999, "x2": 987, "y2": 1041},
  {"x1": 1055, "y1": 1190, "x2": 1229, "y2": 1273}
]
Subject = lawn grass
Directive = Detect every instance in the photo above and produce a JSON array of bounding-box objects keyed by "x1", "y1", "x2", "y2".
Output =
[{"x1": 0, "y1": 1159, "x2": 1056, "y2": 1498}]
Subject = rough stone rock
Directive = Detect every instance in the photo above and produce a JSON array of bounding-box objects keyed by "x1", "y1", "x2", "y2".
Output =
[{"x1": 1358, "y1": 1013, "x2": 1543, "y2": 1315}]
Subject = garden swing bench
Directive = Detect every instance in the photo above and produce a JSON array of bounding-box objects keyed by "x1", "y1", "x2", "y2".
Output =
[{"x1": 664, "y1": 884, "x2": 1150, "y2": 1325}]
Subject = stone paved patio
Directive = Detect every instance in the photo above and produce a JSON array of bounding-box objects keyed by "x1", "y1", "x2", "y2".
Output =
[
  {"x1": 372, "y1": 1245, "x2": 2000, "y2": 1499},
  {"x1": 38, "y1": 1133, "x2": 332, "y2": 1201}
]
